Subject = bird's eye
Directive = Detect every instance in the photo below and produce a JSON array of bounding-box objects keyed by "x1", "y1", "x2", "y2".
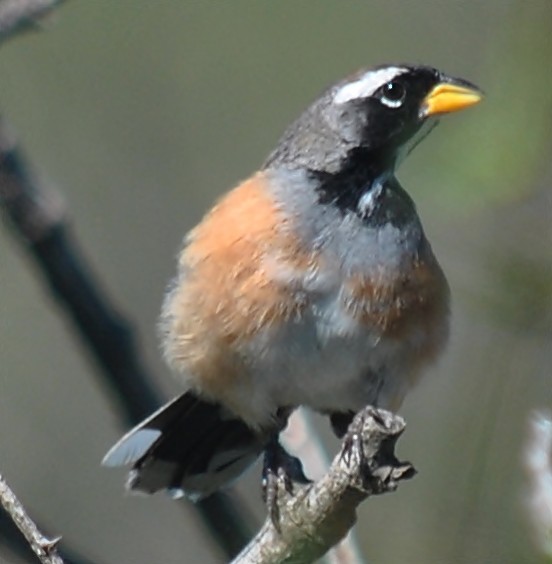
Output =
[{"x1": 380, "y1": 81, "x2": 406, "y2": 108}]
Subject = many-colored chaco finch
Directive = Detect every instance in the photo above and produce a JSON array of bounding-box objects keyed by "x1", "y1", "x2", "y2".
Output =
[{"x1": 103, "y1": 64, "x2": 482, "y2": 510}]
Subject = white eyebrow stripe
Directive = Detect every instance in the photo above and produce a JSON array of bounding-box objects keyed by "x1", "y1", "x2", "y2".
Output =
[{"x1": 333, "y1": 67, "x2": 408, "y2": 104}]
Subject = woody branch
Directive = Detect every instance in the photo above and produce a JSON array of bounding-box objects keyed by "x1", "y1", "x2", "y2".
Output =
[
  {"x1": 0, "y1": 0, "x2": 252, "y2": 561},
  {"x1": 234, "y1": 407, "x2": 415, "y2": 564}
]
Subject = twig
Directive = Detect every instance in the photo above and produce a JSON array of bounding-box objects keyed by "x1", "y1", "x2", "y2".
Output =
[
  {"x1": 282, "y1": 411, "x2": 364, "y2": 564},
  {"x1": 0, "y1": 0, "x2": 66, "y2": 45},
  {"x1": 0, "y1": 471, "x2": 64, "y2": 564},
  {"x1": 234, "y1": 407, "x2": 415, "y2": 564}
]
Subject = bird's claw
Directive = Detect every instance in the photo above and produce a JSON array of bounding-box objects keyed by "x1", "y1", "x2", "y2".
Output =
[{"x1": 262, "y1": 438, "x2": 311, "y2": 531}]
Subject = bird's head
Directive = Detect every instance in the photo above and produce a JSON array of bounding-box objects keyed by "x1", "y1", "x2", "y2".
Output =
[{"x1": 265, "y1": 64, "x2": 483, "y2": 176}]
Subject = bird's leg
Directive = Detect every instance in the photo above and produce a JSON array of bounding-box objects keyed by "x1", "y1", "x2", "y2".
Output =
[{"x1": 262, "y1": 435, "x2": 311, "y2": 529}]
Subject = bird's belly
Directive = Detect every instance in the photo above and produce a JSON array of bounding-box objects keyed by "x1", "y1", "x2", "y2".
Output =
[
  {"x1": 237, "y1": 281, "x2": 448, "y2": 426},
  {"x1": 254, "y1": 320, "x2": 396, "y2": 413}
]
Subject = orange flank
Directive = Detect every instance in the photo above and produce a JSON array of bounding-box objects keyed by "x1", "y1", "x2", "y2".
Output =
[{"x1": 163, "y1": 173, "x2": 312, "y2": 399}]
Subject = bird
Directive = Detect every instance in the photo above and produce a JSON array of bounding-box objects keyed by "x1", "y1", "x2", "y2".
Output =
[{"x1": 103, "y1": 63, "x2": 482, "y2": 506}]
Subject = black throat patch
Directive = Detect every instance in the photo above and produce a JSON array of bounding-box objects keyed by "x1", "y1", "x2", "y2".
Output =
[
  {"x1": 311, "y1": 148, "x2": 389, "y2": 209},
  {"x1": 310, "y1": 148, "x2": 417, "y2": 228}
]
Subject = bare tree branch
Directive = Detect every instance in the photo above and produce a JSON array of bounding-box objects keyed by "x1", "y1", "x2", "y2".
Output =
[
  {"x1": 0, "y1": 119, "x2": 162, "y2": 425},
  {"x1": 282, "y1": 411, "x2": 364, "y2": 564},
  {"x1": 0, "y1": 0, "x2": 66, "y2": 45},
  {"x1": 0, "y1": 1, "x2": 256, "y2": 557},
  {"x1": 234, "y1": 408, "x2": 415, "y2": 564},
  {"x1": 0, "y1": 471, "x2": 64, "y2": 564},
  {"x1": 0, "y1": 117, "x2": 255, "y2": 559}
]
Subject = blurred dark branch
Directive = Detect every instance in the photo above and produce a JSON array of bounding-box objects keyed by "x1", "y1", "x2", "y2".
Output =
[
  {"x1": 0, "y1": 119, "x2": 255, "y2": 559},
  {"x1": 0, "y1": 0, "x2": 65, "y2": 45},
  {"x1": 234, "y1": 408, "x2": 415, "y2": 564},
  {"x1": 0, "y1": 2, "x2": 255, "y2": 561},
  {"x1": 0, "y1": 122, "x2": 162, "y2": 425},
  {"x1": 0, "y1": 471, "x2": 64, "y2": 564}
]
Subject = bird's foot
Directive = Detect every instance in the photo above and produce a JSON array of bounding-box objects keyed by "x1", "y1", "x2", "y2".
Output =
[
  {"x1": 262, "y1": 437, "x2": 311, "y2": 531},
  {"x1": 340, "y1": 411, "x2": 374, "y2": 489}
]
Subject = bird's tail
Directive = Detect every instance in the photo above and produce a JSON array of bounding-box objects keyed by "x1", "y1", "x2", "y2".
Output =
[{"x1": 102, "y1": 392, "x2": 268, "y2": 500}]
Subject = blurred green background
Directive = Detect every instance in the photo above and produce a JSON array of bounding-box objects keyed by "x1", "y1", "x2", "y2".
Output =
[{"x1": 0, "y1": 2, "x2": 550, "y2": 563}]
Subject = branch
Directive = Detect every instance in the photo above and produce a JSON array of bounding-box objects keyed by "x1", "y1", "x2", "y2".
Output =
[
  {"x1": 0, "y1": 471, "x2": 63, "y2": 564},
  {"x1": 234, "y1": 407, "x2": 415, "y2": 564},
  {"x1": 0, "y1": 1, "x2": 253, "y2": 561},
  {"x1": 282, "y1": 411, "x2": 364, "y2": 564},
  {"x1": 0, "y1": 119, "x2": 255, "y2": 558},
  {"x1": 0, "y1": 0, "x2": 66, "y2": 45},
  {"x1": 0, "y1": 120, "x2": 162, "y2": 425}
]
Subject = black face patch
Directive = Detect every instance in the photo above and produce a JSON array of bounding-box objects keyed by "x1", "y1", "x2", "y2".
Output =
[{"x1": 354, "y1": 67, "x2": 440, "y2": 151}]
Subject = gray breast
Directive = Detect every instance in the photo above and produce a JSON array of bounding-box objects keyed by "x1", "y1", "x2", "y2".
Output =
[
  {"x1": 265, "y1": 167, "x2": 426, "y2": 279},
  {"x1": 241, "y1": 167, "x2": 448, "y2": 416}
]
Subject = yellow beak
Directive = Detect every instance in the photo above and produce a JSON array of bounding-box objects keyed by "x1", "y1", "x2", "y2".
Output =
[{"x1": 422, "y1": 81, "x2": 483, "y2": 117}]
